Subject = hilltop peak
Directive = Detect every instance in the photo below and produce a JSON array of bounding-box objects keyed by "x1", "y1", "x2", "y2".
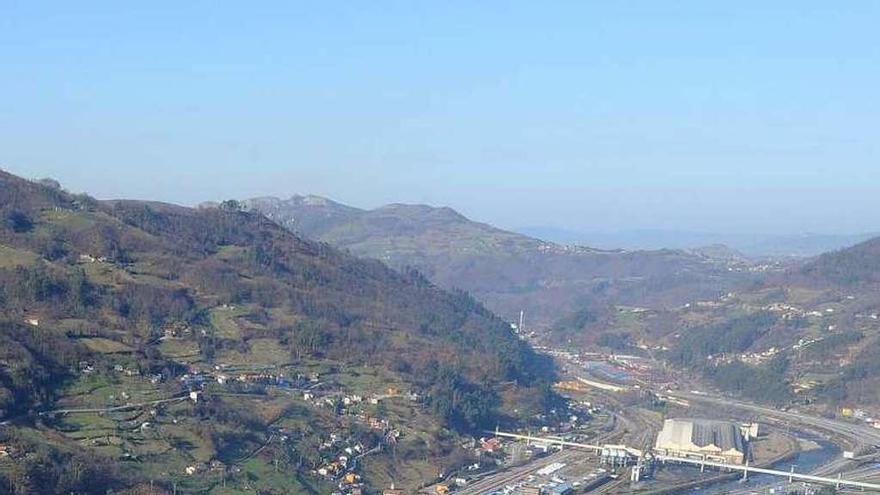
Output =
[
  {"x1": 376, "y1": 203, "x2": 469, "y2": 221},
  {"x1": 244, "y1": 194, "x2": 359, "y2": 211}
]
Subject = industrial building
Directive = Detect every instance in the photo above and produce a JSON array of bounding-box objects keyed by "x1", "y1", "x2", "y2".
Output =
[
  {"x1": 548, "y1": 483, "x2": 573, "y2": 495},
  {"x1": 653, "y1": 418, "x2": 746, "y2": 464},
  {"x1": 600, "y1": 444, "x2": 633, "y2": 466}
]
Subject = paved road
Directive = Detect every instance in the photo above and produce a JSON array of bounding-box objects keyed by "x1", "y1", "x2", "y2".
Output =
[
  {"x1": 669, "y1": 391, "x2": 880, "y2": 494},
  {"x1": 669, "y1": 391, "x2": 880, "y2": 449},
  {"x1": 37, "y1": 394, "x2": 189, "y2": 416}
]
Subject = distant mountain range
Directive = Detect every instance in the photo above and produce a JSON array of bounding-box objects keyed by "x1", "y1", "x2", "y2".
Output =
[
  {"x1": 517, "y1": 226, "x2": 878, "y2": 258},
  {"x1": 242, "y1": 195, "x2": 759, "y2": 335}
]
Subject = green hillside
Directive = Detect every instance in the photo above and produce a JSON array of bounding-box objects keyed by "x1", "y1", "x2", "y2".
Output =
[
  {"x1": 0, "y1": 171, "x2": 556, "y2": 494},
  {"x1": 244, "y1": 196, "x2": 757, "y2": 340},
  {"x1": 799, "y1": 237, "x2": 880, "y2": 285},
  {"x1": 651, "y1": 237, "x2": 880, "y2": 410}
]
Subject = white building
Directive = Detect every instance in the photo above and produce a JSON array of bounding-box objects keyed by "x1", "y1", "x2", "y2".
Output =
[{"x1": 654, "y1": 418, "x2": 746, "y2": 464}]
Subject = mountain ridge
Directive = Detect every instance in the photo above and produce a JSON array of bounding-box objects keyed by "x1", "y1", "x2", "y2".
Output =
[
  {"x1": 243, "y1": 195, "x2": 758, "y2": 337},
  {"x1": 518, "y1": 226, "x2": 880, "y2": 258}
]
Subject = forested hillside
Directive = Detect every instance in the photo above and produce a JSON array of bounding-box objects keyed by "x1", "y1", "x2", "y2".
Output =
[
  {"x1": 799, "y1": 237, "x2": 880, "y2": 285},
  {"x1": 653, "y1": 235, "x2": 880, "y2": 410},
  {"x1": 0, "y1": 171, "x2": 556, "y2": 494},
  {"x1": 244, "y1": 196, "x2": 758, "y2": 342}
]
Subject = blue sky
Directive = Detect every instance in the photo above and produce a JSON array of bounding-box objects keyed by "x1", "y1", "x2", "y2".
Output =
[{"x1": 1, "y1": 2, "x2": 878, "y2": 234}]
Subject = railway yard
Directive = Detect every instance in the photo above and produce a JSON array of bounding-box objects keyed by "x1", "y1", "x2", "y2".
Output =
[{"x1": 423, "y1": 351, "x2": 880, "y2": 495}]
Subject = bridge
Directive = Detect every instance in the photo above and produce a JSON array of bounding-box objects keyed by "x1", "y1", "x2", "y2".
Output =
[{"x1": 490, "y1": 430, "x2": 880, "y2": 491}]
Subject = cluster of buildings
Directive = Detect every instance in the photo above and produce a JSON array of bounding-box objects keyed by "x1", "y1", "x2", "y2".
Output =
[
  {"x1": 316, "y1": 448, "x2": 358, "y2": 477},
  {"x1": 76, "y1": 359, "x2": 167, "y2": 386},
  {"x1": 68, "y1": 350, "x2": 416, "y2": 490},
  {"x1": 307, "y1": 434, "x2": 378, "y2": 495},
  {"x1": 792, "y1": 336, "x2": 824, "y2": 351},
  {"x1": 706, "y1": 346, "x2": 781, "y2": 366},
  {"x1": 707, "y1": 325, "x2": 855, "y2": 369},
  {"x1": 839, "y1": 407, "x2": 880, "y2": 430},
  {"x1": 764, "y1": 301, "x2": 851, "y2": 322},
  {"x1": 78, "y1": 253, "x2": 110, "y2": 264},
  {"x1": 178, "y1": 363, "x2": 412, "y2": 490},
  {"x1": 176, "y1": 364, "x2": 326, "y2": 393},
  {"x1": 183, "y1": 459, "x2": 228, "y2": 477},
  {"x1": 498, "y1": 465, "x2": 610, "y2": 495},
  {"x1": 764, "y1": 302, "x2": 809, "y2": 319},
  {"x1": 553, "y1": 350, "x2": 675, "y2": 387}
]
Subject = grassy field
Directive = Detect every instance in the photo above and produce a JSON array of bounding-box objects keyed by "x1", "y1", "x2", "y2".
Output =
[
  {"x1": 46, "y1": 378, "x2": 222, "y2": 491},
  {"x1": 611, "y1": 307, "x2": 647, "y2": 339},
  {"x1": 0, "y1": 243, "x2": 38, "y2": 268},
  {"x1": 786, "y1": 287, "x2": 826, "y2": 305},
  {"x1": 56, "y1": 374, "x2": 167, "y2": 409},
  {"x1": 80, "y1": 337, "x2": 135, "y2": 354},
  {"x1": 361, "y1": 454, "x2": 438, "y2": 493},
  {"x1": 160, "y1": 339, "x2": 202, "y2": 362},
  {"x1": 334, "y1": 365, "x2": 406, "y2": 396},
  {"x1": 216, "y1": 338, "x2": 289, "y2": 367},
  {"x1": 39, "y1": 209, "x2": 99, "y2": 231},
  {"x1": 207, "y1": 457, "x2": 329, "y2": 495},
  {"x1": 209, "y1": 305, "x2": 247, "y2": 340}
]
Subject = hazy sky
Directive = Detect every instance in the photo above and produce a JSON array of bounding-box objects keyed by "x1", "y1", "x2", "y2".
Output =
[{"x1": 2, "y1": 2, "x2": 878, "y2": 234}]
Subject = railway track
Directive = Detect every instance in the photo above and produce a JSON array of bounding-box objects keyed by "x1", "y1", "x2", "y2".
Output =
[
  {"x1": 453, "y1": 449, "x2": 583, "y2": 495},
  {"x1": 451, "y1": 414, "x2": 631, "y2": 495}
]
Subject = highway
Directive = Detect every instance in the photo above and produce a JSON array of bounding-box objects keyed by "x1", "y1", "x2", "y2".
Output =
[
  {"x1": 653, "y1": 453, "x2": 880, "y2": 491},
  {"x1": 658, "y1": 391, "x2": 880, "y2": 492},
  {"x1": 668, "y1": 391, "x2": 880, "y2": 449}
]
